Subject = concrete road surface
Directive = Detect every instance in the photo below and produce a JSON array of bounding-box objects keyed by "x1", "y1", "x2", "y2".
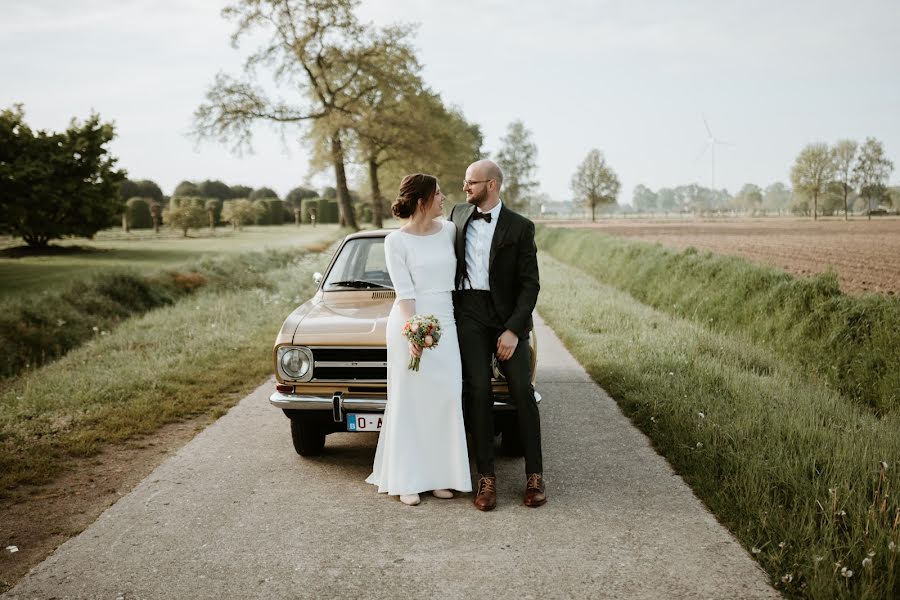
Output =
[{"x1": 4, "y1": 315, "x2": 777, "y2": 599}]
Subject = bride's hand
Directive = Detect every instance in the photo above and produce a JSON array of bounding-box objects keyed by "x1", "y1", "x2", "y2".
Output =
[{"x1": 408, "y1": 341, "x2": 423, "y2": 358}]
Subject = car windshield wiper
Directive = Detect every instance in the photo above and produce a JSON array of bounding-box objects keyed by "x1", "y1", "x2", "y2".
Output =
[{"x1": 329, "y1": 280, "x2": 391, "y2": 289}]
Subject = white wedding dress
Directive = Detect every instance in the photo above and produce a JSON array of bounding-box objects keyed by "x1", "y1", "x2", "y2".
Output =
[{"x1": 366, "y1": 220, "x2": 472, "y2": 495}]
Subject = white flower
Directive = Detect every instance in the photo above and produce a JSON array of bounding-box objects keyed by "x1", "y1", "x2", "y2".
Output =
[
  {"x1": 867, "y1": 550, "x2": 875, "y2": 558},
  {"x1": 778, "y1": 541, "x2": 786, "y2": 548},
  {"x1": 880, "y1": 461, "x2": 889, "y2": 471},
  {"x1": 92, "y1": 326, "x2": 99, "y2": 332},
  {"x1": 56, "y1": 319, "x2": 66, "y2": 327},
  {"x1": 650, "y1": 416, "x2": 657, "y2": 423},
  {"x1": 668, "y1": 371, "x2": 674, "y2": 376},
  {"x1": 5, "y1": 546, "x2": 18, "y2": 553},
  {"x1": 698, "y1": 412, "x2": 705, "y2": 419},
  {"x1": 781, "y1": 574, "x2": 793, "y2": 583},
  {"x1": 813, "y1": 556, "x2": 824, "y2": 563},
  {"x1": 751, "y1": 546, "x2": 761, "y2": 554},
  {"x1": 696, "y1": 442, "x2": 703, "y2": 449},
  {"x1": 862, "y1": 557, "x2": 872, "y2": 568},
  {"x1": 840, "y1": 567, "x2": 853, "y2": 578},
  {"x1": 889, "y1": 541, "x2": 896, "y2": 552}
]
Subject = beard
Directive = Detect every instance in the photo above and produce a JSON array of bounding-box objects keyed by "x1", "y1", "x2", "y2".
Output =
[{"x1": 466, "y1": 186, "x2": 488, "y2": 206}]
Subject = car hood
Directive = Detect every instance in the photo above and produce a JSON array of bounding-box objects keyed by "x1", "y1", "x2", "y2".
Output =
[{"x1": 291, "y1": 293, "x2": 391, "y2": 345}]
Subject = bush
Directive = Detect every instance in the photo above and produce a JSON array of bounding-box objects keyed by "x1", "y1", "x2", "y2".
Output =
[
  {"x1": 164, "y1": 202, "x2": 206, "y2": 237},
  {"x1": 316, "y1": 199, "x2": 340, "y2": 224},
  {"x1": 125, "y1": 197, "x2": 153, "y2": 229}
]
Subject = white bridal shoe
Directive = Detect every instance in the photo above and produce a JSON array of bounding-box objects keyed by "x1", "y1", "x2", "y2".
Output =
[
  {"x1": 400, "y1": 494, "x2": 420, "y2": 506},
  {"x1": 432, "y1": 489, "x2": 453, "y2": 499}
]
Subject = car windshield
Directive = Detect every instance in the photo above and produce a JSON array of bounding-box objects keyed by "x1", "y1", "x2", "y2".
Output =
[{"x1": 323, "y1": 237, "x2": 393, "y2": 291}]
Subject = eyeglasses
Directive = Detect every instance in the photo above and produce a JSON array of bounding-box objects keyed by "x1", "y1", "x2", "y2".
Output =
[{"x1": 463, "y1": 179, "x2": 493, "y2": 187}]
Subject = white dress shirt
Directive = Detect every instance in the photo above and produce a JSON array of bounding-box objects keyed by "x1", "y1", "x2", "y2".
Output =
[{"x1": 463, "y1": 200, "x2": 502, "y2": 291}]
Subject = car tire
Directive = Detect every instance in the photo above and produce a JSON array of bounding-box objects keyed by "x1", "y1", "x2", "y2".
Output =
[
  {"x1": 497, "y1": 414, "x2": 524, "y2": 457},
  {"x1": 290, "y1": 415, "x2": 326, "y2": 456}
]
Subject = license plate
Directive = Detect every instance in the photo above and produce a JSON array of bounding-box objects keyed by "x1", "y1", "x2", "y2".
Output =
[{"x1": 347, "y1": 413, "x2": 383, "y2": 432}]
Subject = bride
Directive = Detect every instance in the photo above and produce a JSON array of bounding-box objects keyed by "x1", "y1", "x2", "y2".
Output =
[{"x1": 365, "y1": 173, "x2": 472, "y2": 506}]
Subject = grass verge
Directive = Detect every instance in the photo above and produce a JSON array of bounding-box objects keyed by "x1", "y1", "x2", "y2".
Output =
[
  {"x1": 0, "y1": 242, "x2": 337, "y2": 495},
  {"x1": 536, "y1": 227, "x2": 900, "y2": 415},
  {"x1": 537, "y1": 253, "x2": 899, "y2": 599}
]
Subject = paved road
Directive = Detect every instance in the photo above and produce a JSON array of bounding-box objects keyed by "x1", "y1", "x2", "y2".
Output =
[{"x1": 4, "y1": 315, "x2": 777, "y2": 599}]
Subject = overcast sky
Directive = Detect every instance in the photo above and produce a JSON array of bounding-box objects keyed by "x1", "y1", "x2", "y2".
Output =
[{"x1": 3, "y1": 0, "x2": 899, "y2": 204}]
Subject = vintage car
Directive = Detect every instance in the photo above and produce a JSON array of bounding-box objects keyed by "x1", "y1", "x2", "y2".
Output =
[{"x1": 269, "y1": 229, "x2": 539, "y2": 456}]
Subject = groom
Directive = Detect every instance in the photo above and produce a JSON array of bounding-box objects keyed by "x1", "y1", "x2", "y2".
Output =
[{"x1": 450, "y1": 159, "x2": 545, "y2": 511}]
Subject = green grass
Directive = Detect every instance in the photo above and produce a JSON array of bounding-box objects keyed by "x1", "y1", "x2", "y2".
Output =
[
  {"x1": 0, "y1": 241, "x2": 338, "y2": 495},
  {"x1": 0, "y1": 224, "x2": 341, "y2": 299},
  {"x1": 537, "y1": 253, "x2": 899, "y2": 599},
  {"x1": 535, "y1": 227, "x2": 900, "y2": 415}
]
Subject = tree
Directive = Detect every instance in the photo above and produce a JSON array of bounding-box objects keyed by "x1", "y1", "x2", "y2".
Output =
[
  {"x1": 657, "y1": 188, "x2": 677, "y2": 215},
  {"x1": 197, "y1": 179, "x2": 232, "y2": 200},
  {"x1": 831, "y1": 139, "x2": 857, "y2": 220},
  {"x1": 632, "y1": 185, "x2": 657, "y2": 213},
  {"x1": 495, "y1": 120, "x2": 539, "y2": 214},
  {"x1": 762, "y1": 182, "x2": 792, "y2": 214},
  {"x1": 249, "y1": 187, "x2": 279, "y2": 200},
  {"x1": 229, "y1": 184, "x2": 253, "y2": 198},
  {"x1": 222, "y1": 198, "x2": 265, "y2": 230},
  {"x1": 164, "y1": 202, "x2": 207, "y2": 237},
  {"x1": 173, "y1": 180, "x2": 200, "y2": 197},
  {"x1": 194, "y1": 0, "x2": 411, "y2": 231},
  {"x1": 0, "y1": 104, "x2": 126, "y2": 247},
  {"x1": 205, "y1": 198, "x2": 222, "y2": 230},
  {"x1": 790, "y1": 142, "x2": 834, "y2": 220},
  {"x1": 150, "y1": 201, "x2": 162, "y2": 233},
  {"x1": 570, "y1": 149, "x2": 620, "y2": 222},
  {"x1": 119, "y1": 179, "x2": 163, "y2": 203},
  {"x1": 735, "y1": 184, "x2": 763, "y2": 214},
  {"x1": 853, "y1": 137, "x2": 894, "y2": 220}
]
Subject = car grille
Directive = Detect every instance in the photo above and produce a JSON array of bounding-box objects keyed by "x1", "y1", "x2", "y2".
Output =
[{"x1": 311, "y1": 347, "x2": 387, "y2": 381}]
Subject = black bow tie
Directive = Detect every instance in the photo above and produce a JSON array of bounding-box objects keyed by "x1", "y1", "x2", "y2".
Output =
[{"x1": 471, "y1": 211, "x2": 492, "y2": 223}]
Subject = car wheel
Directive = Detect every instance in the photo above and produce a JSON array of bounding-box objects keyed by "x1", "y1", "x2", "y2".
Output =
[
  {"x1": 290, "y1": 415, "x2": 326, "y2": 456},
  {"x1": 497, "y1": 414, "x2": 524, "y2": 457}
]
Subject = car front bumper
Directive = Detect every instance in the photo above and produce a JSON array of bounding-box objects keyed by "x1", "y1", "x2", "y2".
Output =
[{"x1": 269, "y1": 390, "x2": 541, "y2": 422}]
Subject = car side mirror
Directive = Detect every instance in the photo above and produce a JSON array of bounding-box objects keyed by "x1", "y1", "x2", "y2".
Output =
[{"x1": 313, "y1": 272, "x2": 322, "y2": 285}]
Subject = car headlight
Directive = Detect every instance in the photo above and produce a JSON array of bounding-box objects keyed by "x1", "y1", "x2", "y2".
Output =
[{"x1": 279, "y1": 347, "x2": 313, "y2": 381}]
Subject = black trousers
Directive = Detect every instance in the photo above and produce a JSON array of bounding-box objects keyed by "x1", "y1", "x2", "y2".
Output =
[{"x1": 454, "y1": 290, "x2": 543, "y2": 475}]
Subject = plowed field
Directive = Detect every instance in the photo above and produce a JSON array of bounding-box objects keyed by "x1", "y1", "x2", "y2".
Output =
[{"x1": 544, "y1": 217, "x2": 900, "y2": 296}]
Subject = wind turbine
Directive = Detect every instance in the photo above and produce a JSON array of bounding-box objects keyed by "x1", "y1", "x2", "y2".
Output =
[{"x1": 695, "y1": 115, "x2": 734, "y2": 190}]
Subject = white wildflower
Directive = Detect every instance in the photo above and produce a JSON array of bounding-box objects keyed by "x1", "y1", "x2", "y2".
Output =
[
  {"x1": 781, "y1": 574, "x2": 793, "y2": 583},
  {"x1": 889, "y1": 541, "x2": 896, "y2": 552},
  {"x1": 696, "y1": 442, "x2": 703, "y2": 449},
  {"x1": 813, "y1": 556, "x2": 824, "y2": 563},
  {"x1": 862, "y1": 557, "x2": 872, "y2": 568},
  {"x1": 56, "y1": 319, "x2": 66, "y2": 327},
  {"x1": 92, "y1": 326, "x2": 99, "y2": 332},
  {"x1": 867, "y1": 550, "x2": 875, "y2": 558},
  {"x1": 698, "y1": 412, "x2": 705, "y2": 419},
  {"x1": 751, "y1": 546, "x2": 761, "y2": 554},
  {"x1": 668, "y1": 371, "x2": 674, "y2": 376},
  {"x1": 650, "y1": 416, "x2": 657, "y2": 423},
  {"x1": 778, "y1": 541, "x2": 786, "y2": 548},
  {"x1": 880, "y1": 461, "x2": 888, "y2": 471},
  {"x1": 5, "y1": 546, "x2": 18, "y2": 553},
  {"x1": 100, "y1": 330, "x2": 108, "y2": 336},
  {"x1": 840, "y1": 567, "x2": 853, "y2": 578}
]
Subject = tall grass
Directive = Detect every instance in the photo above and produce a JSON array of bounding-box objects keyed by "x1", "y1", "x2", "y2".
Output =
[
  {"x1": 0, "y1": 245, "x2": 335, "y2": 379},
  {"x1": 0, "y1": 246, "x2": 336, "y2": 494},
  {"x1": 536, "y1": 227, "x2": 900, "y2": 415},
  {"x1": 537, "y1": 253, "x2": 899, "y2": 599}
]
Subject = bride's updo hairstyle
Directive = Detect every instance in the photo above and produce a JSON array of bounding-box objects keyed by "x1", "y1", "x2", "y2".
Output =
[{"x1": 392, "y1": 173, "x2": 437, "y2": 219}]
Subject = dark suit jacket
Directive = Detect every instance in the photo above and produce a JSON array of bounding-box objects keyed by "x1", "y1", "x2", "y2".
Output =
[{"x1": 450, "y1": 202, "x2": 540, "y2": 339}]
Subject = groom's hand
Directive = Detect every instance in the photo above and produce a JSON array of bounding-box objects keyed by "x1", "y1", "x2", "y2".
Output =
[{"x1": 496, "y1": 329, "x2": 519, "y2": 361}]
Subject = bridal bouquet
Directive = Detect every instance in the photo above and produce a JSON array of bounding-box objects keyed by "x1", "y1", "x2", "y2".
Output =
[{"x1": 402, "y1": 314, "x2": 442, "y2": 371}]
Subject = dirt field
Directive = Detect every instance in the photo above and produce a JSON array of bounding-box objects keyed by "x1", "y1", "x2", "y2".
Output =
[{"x1": 543, "y1": 217, "x2": 900, "y2": 296}]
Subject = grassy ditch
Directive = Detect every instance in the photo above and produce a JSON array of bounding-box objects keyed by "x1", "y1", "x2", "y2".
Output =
[
  {"x1": 0, "y1": 243, "x2": 337, "y2": 495},
  {"x1": 537, "y1": 253, "x2": 899, "y2": 599},
  {"x1": 536, "y1": 227, "x2": 900, "y2": 415},
  {"x1": 0, "y1": 240, "x2": 335, "y2": 380}
]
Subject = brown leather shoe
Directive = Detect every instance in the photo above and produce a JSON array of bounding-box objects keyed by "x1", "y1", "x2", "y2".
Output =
[
  {"x1": 524, "y1": 473, "x2": 546, "y2": 507},
  {"x1": 474, "y1": 475, "x2": 497, "y2": 511}
]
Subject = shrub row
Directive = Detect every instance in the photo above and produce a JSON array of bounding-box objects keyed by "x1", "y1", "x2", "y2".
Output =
[
  {"x1": 0, "y1": 248, "x2": 320, "y2": 379},
  {"x1": 535, "y1": 227, "x2": 900, "y2": 415}
]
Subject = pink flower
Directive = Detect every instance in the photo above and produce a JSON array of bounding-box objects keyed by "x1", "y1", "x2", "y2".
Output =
[{"x1": 424, "y1": 335, "x2": 434, "y2": 347}]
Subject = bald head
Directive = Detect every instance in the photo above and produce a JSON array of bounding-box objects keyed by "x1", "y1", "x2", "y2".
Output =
[{"x1": 469, "y1": 159, "x2": 503, "y2": 189}]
